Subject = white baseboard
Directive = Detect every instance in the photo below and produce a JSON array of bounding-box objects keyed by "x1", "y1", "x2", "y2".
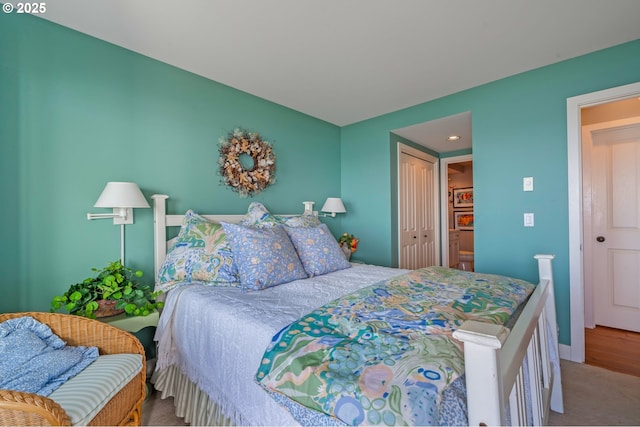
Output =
[{"x1": 559, "y1": 344, "x2": 572, "y2": 361}]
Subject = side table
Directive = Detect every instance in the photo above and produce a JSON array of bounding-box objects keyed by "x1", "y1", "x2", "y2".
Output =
[{"x1": 99, "y1": 310, "x2": 159, "y2": 397}]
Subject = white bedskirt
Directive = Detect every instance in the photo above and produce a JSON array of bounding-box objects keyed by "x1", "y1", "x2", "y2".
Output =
[{"x1": 152, "y1": 364, "x2": 233, "y2": 426}]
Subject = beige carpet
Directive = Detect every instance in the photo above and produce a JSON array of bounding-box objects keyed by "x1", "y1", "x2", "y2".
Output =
[
  {"x1": 548, "y1": 361, "x2": 640, "y2": 426},
  {"x1": 142, "y1": 360, "x2": 640, "y2": 426}
]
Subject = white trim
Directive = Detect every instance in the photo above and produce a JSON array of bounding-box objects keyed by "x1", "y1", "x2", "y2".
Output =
[
  {"x1": 440, "y1": 154, "x2": 473, "y2": 267},
  {"x1": 558, "y1": 344, "x2": 571, "y2": 361},
  {"x1": 566, "y1": 81, "x2": 640, "y2": 362},
  {"x1": 396, "y1": 143, "x2": 440, "y2": 267}
]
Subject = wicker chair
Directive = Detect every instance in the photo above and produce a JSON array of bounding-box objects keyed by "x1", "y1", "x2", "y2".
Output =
[{"x1": 0, "y1": 312, "x2": 146, "y2": 426}]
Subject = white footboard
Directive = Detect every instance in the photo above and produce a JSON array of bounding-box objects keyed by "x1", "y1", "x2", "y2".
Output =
[{"x1": 453, "y1": 254, "x2": 564, "y2": 426}]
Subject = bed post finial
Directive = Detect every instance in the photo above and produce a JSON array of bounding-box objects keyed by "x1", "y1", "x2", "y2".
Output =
[
  {"x1": 534, "y1": 254, "x2": 555, "y2": 282},
  {"x1": 453, "y1": 322, "x2": 509, "y2": 425},
  {"x1": 534, "y1": 253, "x2": 564, "y2": 414},
  {"x1": 152, "y1": 194, "x2": 170, "y2": 282}
]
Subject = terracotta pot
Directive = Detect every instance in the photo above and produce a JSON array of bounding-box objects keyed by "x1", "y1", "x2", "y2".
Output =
[{"x1": 95, "y1": 299, "x2": 124, "y2": 318}]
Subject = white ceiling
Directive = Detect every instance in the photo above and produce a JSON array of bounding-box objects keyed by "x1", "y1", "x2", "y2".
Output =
[
  {"x1": 35, "y1": 0, "x2": 640, "y2": 152},
  {"x1": 392, "y1": 111, "x2": 472, "y2": 153}
]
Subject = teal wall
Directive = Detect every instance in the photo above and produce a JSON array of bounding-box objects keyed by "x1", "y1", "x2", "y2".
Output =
[
  {"x1": 0, "y1": 19, "x2": 20, "y2": 309},
  {"x1": 0, "y1": 12, "x2": 341, "y2": 313},
  {"x1": 3, "y1": 10, "x2": 640, "y2": 346},
  {"x1": 342, "y1": 39, "x2": 640, "y2": 345}
]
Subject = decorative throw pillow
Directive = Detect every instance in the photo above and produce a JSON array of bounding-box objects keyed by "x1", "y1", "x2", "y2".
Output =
[
  {"x1": 240, "y1": 201, "x2": 321, "y2": 228},
  {"x1": 239, "y1": 202, "x2": 281, "y2": 228},
  {"x1": 284, "y1": 224, "x2": 351, "y2": 277},
  {"x1": 275, "y1": 214, "x2": 321, "y2": 228},
  {"x1": 222, "y1": 222, "x2": 308, "y2": 291},
  {"x1": 0, "y1": 316, "x2": 99, "y2": 396},
  {"x1": 156, "y1": 210, "x2": 239, "y2": 292}
]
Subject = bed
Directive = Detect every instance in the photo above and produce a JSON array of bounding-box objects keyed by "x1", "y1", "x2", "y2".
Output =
[{"x1": 150, "y1": 194, "x2": 564, "y2": 426}]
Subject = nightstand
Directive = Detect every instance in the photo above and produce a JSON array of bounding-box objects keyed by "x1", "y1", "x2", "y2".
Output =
[
  {"x1": 100, "y1": 311, "x2": 159, "y2": 399},
  {"x1": 99, "y1": 310, "x2": 159, "y2": 374}
]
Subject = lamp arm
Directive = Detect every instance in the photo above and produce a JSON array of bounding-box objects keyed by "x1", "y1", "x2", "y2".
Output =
[
  {"x1": 87, "y1": 213, "x2": 120, "y2": 220},
  {"x1": 87, "y1": 208, "x2": 131, "y2": 223}
]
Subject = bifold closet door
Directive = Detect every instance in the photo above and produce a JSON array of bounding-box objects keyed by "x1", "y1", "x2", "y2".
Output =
[{"x1": 399, "y1": 151, "x2": 436, "y2": 269}]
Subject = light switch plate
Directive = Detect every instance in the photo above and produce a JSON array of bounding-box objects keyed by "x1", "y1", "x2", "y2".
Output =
[
  {"x1": 523, "y1": 177, "x2": 534, "y2": 192},
  {"x1": 524, "y1": 213, "x2": 534, "y2": 227}
]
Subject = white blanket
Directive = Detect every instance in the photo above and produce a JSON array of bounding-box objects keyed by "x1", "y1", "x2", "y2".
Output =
[{"x1": 155, "y1": 263, "x2": 407, "y2": 426}]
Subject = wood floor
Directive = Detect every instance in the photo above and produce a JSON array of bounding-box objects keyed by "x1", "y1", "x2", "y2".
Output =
[{"x1": 585, "y1": 326, "x2": 640, "y2": 377}]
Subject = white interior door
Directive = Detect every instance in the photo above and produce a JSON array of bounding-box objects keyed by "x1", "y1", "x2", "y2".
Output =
[
  {"x1": 399, "y1": 147, "x2": 437, "y2": 269},
  {"x1": 586, "y1": 121, "x2": 640, "y2": 332}
]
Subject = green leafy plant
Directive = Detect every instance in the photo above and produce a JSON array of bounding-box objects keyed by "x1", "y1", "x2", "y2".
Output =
[
  {"x1": 338, "y1": 233, "x2": 359, "y2": 253},
  {"x1": 50, "y1": 260, "x2": 164, "y2": 319}
]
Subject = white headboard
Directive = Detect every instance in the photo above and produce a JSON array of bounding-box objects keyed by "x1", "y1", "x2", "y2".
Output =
[{"x1": 151, "y1": 194, "x2": 306, "y2": 280}]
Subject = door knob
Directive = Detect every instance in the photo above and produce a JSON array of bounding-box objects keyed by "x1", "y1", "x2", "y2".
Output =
[{"x1": 596, "y1": 236, "x2": 605, "y2": 242}]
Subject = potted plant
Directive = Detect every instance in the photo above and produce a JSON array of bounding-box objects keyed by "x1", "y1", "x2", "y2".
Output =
[
  {"x1": 50, "y1": 260, "x2": 164, "y2": 319},
  {"x1": 338, "y1": 233, "x2": 359, "y2": 260}
]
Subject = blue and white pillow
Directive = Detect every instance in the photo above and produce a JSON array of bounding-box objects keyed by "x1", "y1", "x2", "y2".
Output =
[
  {"x1": 240, "y1": 202, "x2": 321, "y2": 228},
  {"x1": 156, "y1": 210, "x2": 239, "y2": 292},
  {"x1": 222, "y1": 222, "x2": 308, "y2": 291},
  {"x1": 0, "y1": 316, "x2": 99, "y2": 396},
  {"x1": 239, "y1": 202, "x2": 281, "y2": 228},
  {"x1": 284, "y1": 224, "x2": 351, "y2": 277},
  {"x1": 276, "y1": 214, "x2": 321, "y2": 228}
]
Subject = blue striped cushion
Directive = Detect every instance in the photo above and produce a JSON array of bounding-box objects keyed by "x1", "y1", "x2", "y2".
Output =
[{"x1": 49, "y1": 354, "x2": 143, "y2": 425}]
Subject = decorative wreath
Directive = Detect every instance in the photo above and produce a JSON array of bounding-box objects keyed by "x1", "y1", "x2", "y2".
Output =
[{"x1": 218, "y1": 128, "x2": 276, "y2": 197}]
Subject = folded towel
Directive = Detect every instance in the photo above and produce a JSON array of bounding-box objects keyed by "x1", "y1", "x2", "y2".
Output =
[{"x1": 0, "y1": 316, "x2": 99, "y2": 396}]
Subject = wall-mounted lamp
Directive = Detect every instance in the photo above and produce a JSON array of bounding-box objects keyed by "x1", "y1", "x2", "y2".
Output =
[
  {"x1": 302, "y1": 201, "x2": 315, "y2": 215},
  {"x1": 320, "y1": 197, "x2": 346, "y2": 217},
  {"x1": 87, "y1": 182, "x2": 150, "y2": 264}
]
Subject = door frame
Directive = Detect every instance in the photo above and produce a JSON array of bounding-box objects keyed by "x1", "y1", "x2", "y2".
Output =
[
  {"x1": 397, "y1": 142, "x2": 440, "y2": 267},
  {"x1": 566, "y1": 81, "x2": 640, "y2": 362},
  {"x1": 440, "y1": 154, "x2": 472, "y2": 268}
]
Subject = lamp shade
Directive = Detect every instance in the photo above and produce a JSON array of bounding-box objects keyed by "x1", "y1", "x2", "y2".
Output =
[
  {"x1": 321, "y1": 197, "x2": 346, "y2": 214},
  {"x1": 94, "y1": 182, "x2": 150, "y2": 208}
]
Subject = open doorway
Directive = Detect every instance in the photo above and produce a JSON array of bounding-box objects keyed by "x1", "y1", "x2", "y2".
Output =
[
  {"x1": 580, "y1": 100, "x2": 640, "y2": 377},
  {"x1": 567, "y1": 81, "x2": 640, "y2": 363},
  {"x1": 392, "y1": 112, "x2": 472, "y2": 270},
  {"x1": 440, "y1": 155, "x2": 473, "y2": 269}
]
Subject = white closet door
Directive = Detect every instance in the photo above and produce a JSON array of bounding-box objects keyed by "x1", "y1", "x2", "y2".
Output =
[{"x1": 399, "y1": 150, "x2": 437, "y2": 269}]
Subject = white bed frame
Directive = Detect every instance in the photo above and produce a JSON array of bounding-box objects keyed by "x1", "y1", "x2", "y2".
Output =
[{"x1": 152, "y1": 194, "x2": 564, "y2": 426}]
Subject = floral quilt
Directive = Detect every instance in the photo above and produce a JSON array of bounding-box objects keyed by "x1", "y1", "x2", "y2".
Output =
[{"x1": 256, "y1": 267, "x2": 535, "y2": 426}]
